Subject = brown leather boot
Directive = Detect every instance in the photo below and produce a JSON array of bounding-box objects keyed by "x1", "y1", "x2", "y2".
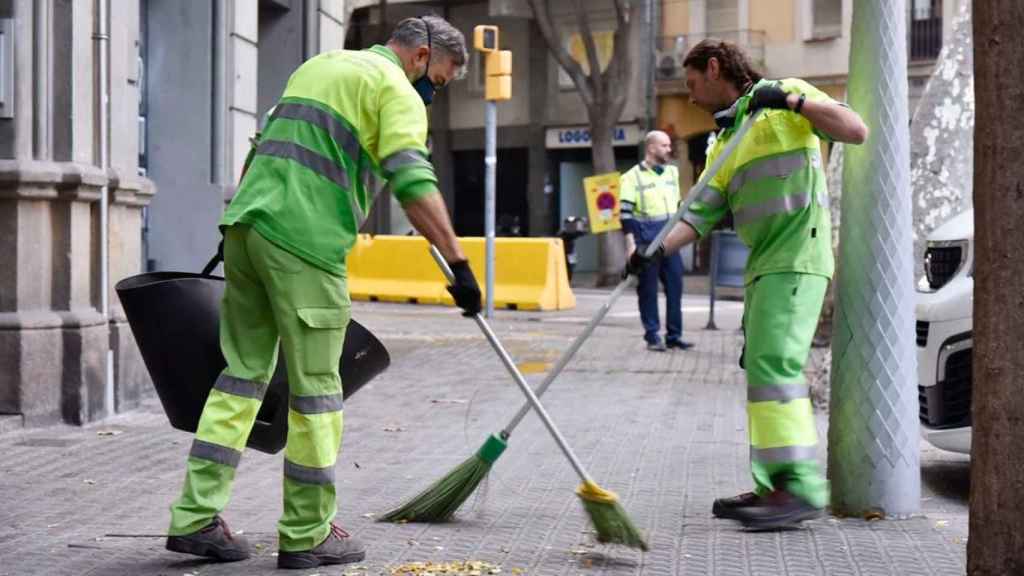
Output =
[
  {"x1": 277, "y1": 524, "x2": 366, "y2": 569},
  {"x1": 165, "y1": 516, "x2": 250, "y2": 562}
]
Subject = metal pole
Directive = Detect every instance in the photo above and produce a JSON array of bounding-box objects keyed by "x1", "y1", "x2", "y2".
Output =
[
  {"x1": 828, "y1": 0, "x2": 919, "y2": 517},
  {"x1": 705, "y1": 232, "x2": 718, "y2": 330},
  {"x1": 95, "y1": 0, "x2": 114, "y2": 418},
  {"x1": 484, "y1": 100, "x2": 497, "y2": 318}
]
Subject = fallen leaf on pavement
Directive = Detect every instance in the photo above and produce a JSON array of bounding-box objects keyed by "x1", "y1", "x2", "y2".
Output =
[
  {"x1": 97, "y1": 430, "x2": 122, "y2": 436},
  {"x1": 430, "y1": 399, "x2": 467, "y2": 404},
  {"x1": 83, "y1": 479, "x2": 96, "y2": 485},
  {"x1": 383, "y1": 426, "x2": 406, "y2": 432},
  {"x1": 390, "y1": 560, "x2": 502, "y2": 576}
]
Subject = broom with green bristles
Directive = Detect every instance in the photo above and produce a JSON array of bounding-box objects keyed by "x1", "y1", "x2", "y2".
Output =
[
  {"x1": 381, "y1": 247, "x2": 648, "y2": 550},
  {"x1": 380, "y1": 113, "x2": 762, "y2": 549},
  {"x1": 379, "y1": 113, "x2": 761, "y2": 532}
]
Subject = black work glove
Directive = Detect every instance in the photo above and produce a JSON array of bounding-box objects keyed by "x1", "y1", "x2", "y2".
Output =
[
  {"x1": 748, "y1": 84, "x2": 791, "y2": 112},
  {"x1": 623, "y1": 245, "x2": 665, "y2": 278},
  {"x1": 447, "y1": 260, "x2": 482, "y2": 317}
]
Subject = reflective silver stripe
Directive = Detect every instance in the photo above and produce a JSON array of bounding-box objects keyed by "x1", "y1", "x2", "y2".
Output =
[
  {"x1": 381, "y1": 149, "x2": 432, "y2": 174},
  {"x1": 629, "y1": 214, "x2": 673, "y2": 223},
  {"x1": 214, "y1": 374, "x2": 267, "y2": 400},
  {"x1": 818, "y1": 189, "x2": 830, "y2": 209},
  {"x1": 271, "y1": 102, "x2": 361, "y2": 163},
  {"x1": 284, "y1": 459, "x2": 335, "y2": 485},
  {"x1": 695, "y1": 185, "x2": 727, "y2": 209},
  {"x1": 349, "y1": 188, "x2": 366, "y2": 227},
  {"x1": 728, "y1": 149, "x2": 812, "y2": 194},
  {"x1": 748, "y1": 384, "x2": 810, "y2": 403},
  {"x1": 189, "y1": 439, "x2": 241, "y2": 468},
  {"x1": 751, "y1": 445, "x2": 818, "y2": 463},
  {"x1": 733, "y1": 190, "x2": 812, "y2": 227},
  {"x1": 291, "y1": 392, "x2": 344, "y2": 414},
  {"x1": 681, "y1": 211, "x2": 707, "y2": 230},
  {"x1": 257, "y1": 140, "x2": 351, "y2": 190}
]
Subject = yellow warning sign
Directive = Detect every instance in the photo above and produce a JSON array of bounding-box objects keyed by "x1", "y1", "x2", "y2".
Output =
[{"x1": 583, "y1": 172, "x2": 622, "y2": 234}]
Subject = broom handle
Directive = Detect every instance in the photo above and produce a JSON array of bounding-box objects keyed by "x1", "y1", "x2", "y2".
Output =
[
  {"x1": 499, "y1": 111, "x2": 762, "y2": 437},
  {"x1": 430, "y1": 246, "x2": 597, "y2": 485},
  {"x1": 639, "y1": 109, "x2": 760, "y2": 260},
  {"x1": 500, "y1": 278, "x2": 631, "y2": 437}
]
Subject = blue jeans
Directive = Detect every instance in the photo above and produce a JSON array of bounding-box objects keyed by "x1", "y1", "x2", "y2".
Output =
[{"x1": 636, "y1": 249, "x2": 683, "y2": 344}]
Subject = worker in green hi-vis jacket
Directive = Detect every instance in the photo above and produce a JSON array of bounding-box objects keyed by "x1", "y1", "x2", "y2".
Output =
[
  {"x1": 164, "y1": 16, "x2": 480, "y2": 570},
  {"x1": 625, "y1": 39, "x2": 869, "y2": 531}
]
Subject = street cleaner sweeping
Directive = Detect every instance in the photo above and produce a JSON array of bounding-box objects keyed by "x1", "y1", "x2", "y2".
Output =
[
  {"x1": 378, "y1": 54, "x2": 766, "y2": 552},
  {"x1": 163, "y1": 16, "x2": 482, "y2": 569},
  {"x1": 627, "y1": 39, "x2": 869, "y2": 530},
  {"x1": 379, "y1": 116, "x2": 759, "y2": 542}
]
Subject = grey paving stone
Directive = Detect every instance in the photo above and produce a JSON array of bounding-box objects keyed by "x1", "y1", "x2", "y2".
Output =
[{"x1": 0, "y1": 292, "x2": 967, "y2": 575}]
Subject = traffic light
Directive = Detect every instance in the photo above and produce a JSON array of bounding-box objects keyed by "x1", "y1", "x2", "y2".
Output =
[
  {"x1": 474, "y1": 25, "x2": 498, "y2": 52},
  {"x1": 473, "y1": 25, "x2": 511, "y2": 101}
]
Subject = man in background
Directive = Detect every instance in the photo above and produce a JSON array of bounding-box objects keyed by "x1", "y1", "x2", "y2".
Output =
[{"x1": 619, "y1": 131, "x2": 693, "y2": 352}]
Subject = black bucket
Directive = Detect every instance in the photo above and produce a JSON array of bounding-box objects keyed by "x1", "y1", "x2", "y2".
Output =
[{"x1": 115, "y1": 271, "x2": 390, "y2": 454}]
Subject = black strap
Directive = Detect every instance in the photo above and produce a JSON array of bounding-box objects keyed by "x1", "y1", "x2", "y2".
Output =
[{"x1": 201, "y1": 240, "x2": 224, "y2": 276}]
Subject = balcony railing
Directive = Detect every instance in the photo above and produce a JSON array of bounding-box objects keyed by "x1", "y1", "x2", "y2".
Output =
[
  {"x1": 655, "y1": 30, "x2": 766, "y2": 82},
  {"x1": 908, "y1": 16, "x2": 943, "y2": 62}
]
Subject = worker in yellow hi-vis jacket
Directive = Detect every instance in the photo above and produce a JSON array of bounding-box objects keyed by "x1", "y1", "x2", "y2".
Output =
[
  {"x1": 625, "y1": 39, "x2": 868, "y2": 531},
  {"x1": 165, "y1": 17, "x2": 480, "y2": 570}
]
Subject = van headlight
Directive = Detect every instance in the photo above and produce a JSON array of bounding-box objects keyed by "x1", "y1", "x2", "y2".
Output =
[{"x1": 923, "y1": 240, "x2": 968, "y2": 291}]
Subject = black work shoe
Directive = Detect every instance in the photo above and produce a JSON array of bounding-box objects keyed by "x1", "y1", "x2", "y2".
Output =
[
  {"x1": 712, "y1": 491, "x2": 760, "y2": 519},
  {"x1": 647, "y1": 340, "x2": 667, "y2": 352},
  {"x1": 731, "y1": 490, "x2": 824, "y2": 530},
  {"x1": 166, "y1": 515, "x2": 250, "y2": 562},
  {"x1": 277, "y1": 524, "x2": 366, "y2": 569},
  {"x1": 666, "y1": 340, "x2": 694, "y2": 350}
]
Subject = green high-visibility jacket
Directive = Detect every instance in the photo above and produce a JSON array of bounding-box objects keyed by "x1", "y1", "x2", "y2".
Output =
[
  {"x1": 683, "y1": 78, "x2": 837, "y2": 285},
  {"x1": 221, "y1": 45, "x2": 438, "y2": 277}
]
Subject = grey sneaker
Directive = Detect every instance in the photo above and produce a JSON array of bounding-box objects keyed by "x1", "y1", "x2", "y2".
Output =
[
  {"x1": 277, "y1": 524, "x2": 366, "y2": 569},
  {"x1": 165, "y1": 515, "x2": 250, "y2": 562},
  {"x1": 647, "y1": 340, "x2": 667, "y2": 352}
]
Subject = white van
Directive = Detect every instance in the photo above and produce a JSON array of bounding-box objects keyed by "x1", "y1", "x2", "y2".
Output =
[{"x1": 915, "y1": 209, "x2": 973, "y2": 454}]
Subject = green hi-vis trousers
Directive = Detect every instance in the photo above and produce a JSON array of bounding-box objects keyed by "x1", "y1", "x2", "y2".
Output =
[
  {"x1": 168, "y1": 225, "x2": 350, "y2": 552},
  {"x1": 743, "y1": 272, "x2": 829, "y2": 509}
]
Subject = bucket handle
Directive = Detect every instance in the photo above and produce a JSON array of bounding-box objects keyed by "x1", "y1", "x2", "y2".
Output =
[{"x1": 200, "y1": 240, "x2": 224, "y2": 276}]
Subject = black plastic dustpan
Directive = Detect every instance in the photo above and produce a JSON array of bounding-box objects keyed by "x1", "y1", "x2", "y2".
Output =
[{"x1": 115, "y1": 254, "x2": 389, "y2": 454}]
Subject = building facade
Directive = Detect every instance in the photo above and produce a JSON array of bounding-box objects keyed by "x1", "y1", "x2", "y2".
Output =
[
  {"x1": 0, "y1": 0, "x2": 346, "y2": 430},
  {"x1": 653, "y1": 0, "x2": 962, "y2": 270},
  {"x1": 656, "y1": 0, "x2": 961, "y2": 188}
]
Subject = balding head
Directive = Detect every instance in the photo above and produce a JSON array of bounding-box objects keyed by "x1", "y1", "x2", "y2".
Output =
[{"x1": 644, "y1": 130, "x2": 673, "y2": 166}]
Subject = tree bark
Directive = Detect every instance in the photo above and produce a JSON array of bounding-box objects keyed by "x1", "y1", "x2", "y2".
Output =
[
  {"x1": 967, "y1": 2, "x2": 1024, "y2": 574},
  {"x1": 528, "y1": 0, "x2": 634, "y2": 285}
]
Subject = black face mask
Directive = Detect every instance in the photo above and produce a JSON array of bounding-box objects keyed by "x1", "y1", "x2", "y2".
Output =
[
  {"x1": 713, "y1": 101, "x2": 739, "y2": 130},
  {"x1": 412, "y1": 17, "x2": 435, "y2": 105},
  {"x1": 713, "y1": 82, "x2": 757, "y2": 130}
]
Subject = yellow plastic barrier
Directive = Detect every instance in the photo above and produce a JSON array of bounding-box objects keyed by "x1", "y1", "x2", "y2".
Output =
[{"x1": 346, "y1": 235, "x2": 576, "y2": 311}]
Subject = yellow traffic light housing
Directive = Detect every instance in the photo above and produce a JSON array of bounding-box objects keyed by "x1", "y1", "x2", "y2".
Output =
[
  {"x1": 474, "y1": 25, "x2": 499, "y2": 53},
  {"x1": 485, "y1": 50, "x2": 513, "y2": 101},
  {"x1": 474, "y1": 25, "x2": 510, "y2": 101},
  {"x1": 485, "y1": 50, "x2": 512, "y2": 76}
]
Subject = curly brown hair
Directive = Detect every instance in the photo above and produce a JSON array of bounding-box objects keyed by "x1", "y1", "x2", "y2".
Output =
[{"x1": 682, "y1": 39, "x2": 763, "y2": 92}]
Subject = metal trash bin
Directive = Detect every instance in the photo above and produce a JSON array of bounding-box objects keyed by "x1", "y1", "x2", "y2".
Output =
[
  {"x1": 115, "y1": 271, "x2": 390, "y2": 454},
  {"x1": 706, "y1": 230, "x2": 750, "y2": 330},
  {"x1": 558, "y1": 216, "x2": 590, "y2": 282}
]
